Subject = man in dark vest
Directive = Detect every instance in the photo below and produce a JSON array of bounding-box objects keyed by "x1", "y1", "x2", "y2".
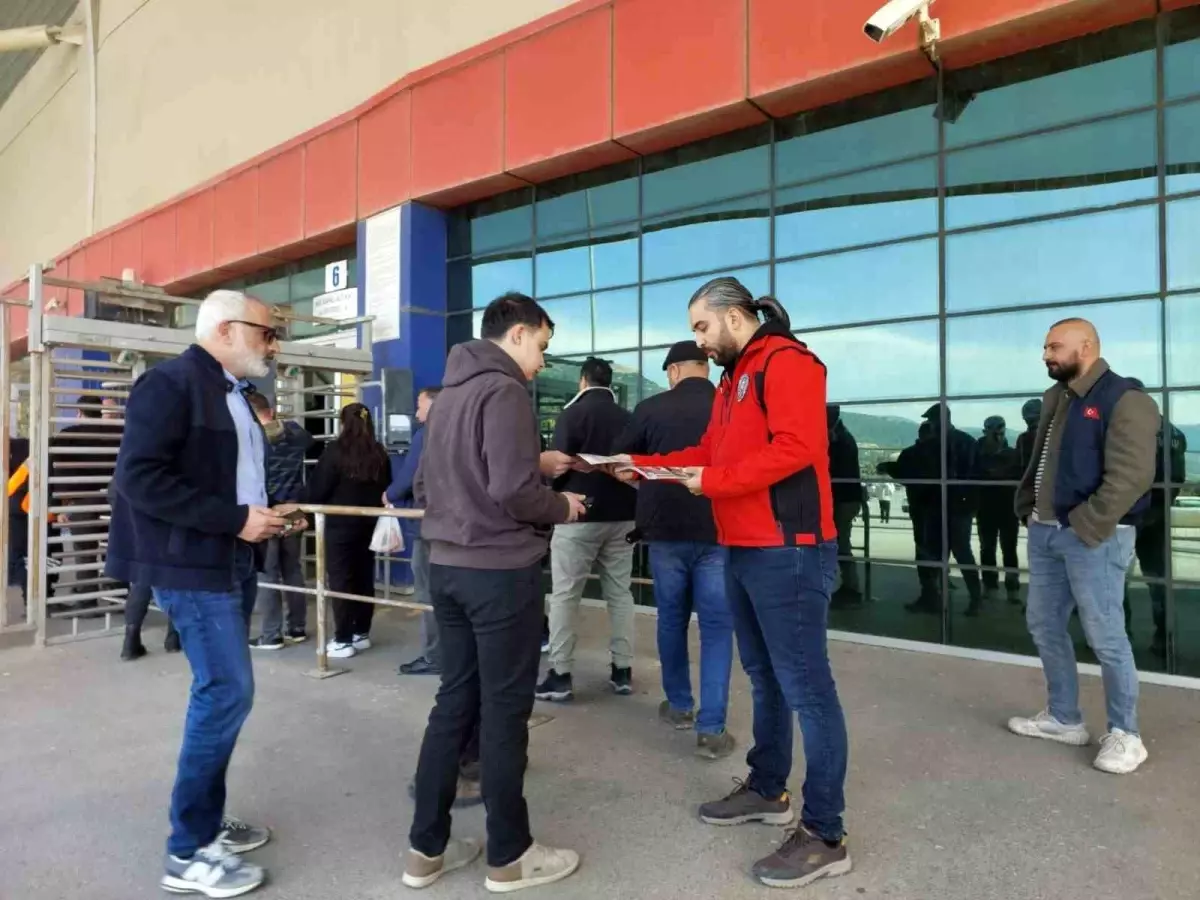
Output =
[{"x1": 1010, "y1": 318, "x2": 1158, "y2": 776}]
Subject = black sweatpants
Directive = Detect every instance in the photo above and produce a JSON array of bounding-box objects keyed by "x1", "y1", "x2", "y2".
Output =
[
  {"x1": 327, "y1": 535, "x2": 375, "y2": 644},
  {"x1": 410, "y1": 561, "x2": 542, "y2": 868}
]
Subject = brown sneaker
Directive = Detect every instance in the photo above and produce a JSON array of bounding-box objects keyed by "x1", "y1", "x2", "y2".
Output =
[
  {"x1": 698, "y1": 778, "x2": 794, "y2": 826},
  {"x1": 695, "y1": 730, "x2": 736, "y2": 760},
  {"x1": 751, "y1": 826, "x2": 852, "y2": 888},
  {"x1": 659, "y1": 700, "x2": 695, "y2": 730},
  {"x1": 484, "y1": 842, "x2": 580, "y2": 893},
  {"x1": 401, "y1": 838, "x2": 481, "y2": 889}
]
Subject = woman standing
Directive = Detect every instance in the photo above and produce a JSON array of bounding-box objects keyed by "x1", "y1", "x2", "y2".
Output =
[{"x1": 304, "y1": 403, "x2": 391, "y2": 658}]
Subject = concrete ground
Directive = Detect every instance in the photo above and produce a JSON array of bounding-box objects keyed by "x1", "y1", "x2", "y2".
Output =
[{"x1": 2, "y1": 604, "x2": 1198, "y2": 900}]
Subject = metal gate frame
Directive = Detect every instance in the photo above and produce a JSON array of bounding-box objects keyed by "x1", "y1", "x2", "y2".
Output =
[{"x1": 10, "y1": 263, "x2": 375, "y2": 647}]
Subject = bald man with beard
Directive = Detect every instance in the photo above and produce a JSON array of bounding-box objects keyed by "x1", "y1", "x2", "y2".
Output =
[{"x1": 1009, "y1": 318, "x2": 1159, "y2": 776}]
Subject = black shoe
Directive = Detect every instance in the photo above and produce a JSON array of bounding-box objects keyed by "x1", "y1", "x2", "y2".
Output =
[
  {"x1": 830, "y1": 587, "x2": 864, "y2": 609},
  {"x1": 905, "y1": 596, "x2": 941, "y2": 615},
  {"x1": 164, "y1": 630, "x2": 182, "y2": 653},
  {"x1": 1007, "y1": 590, "x2": 1022, "y2": 606},
  {"x1": 399, "y1": 656, "x2": 441, "y2": 676},
  {"x1": 535, "y1": 669, "x2": 573, "y2": 702},
  {"x1": 120, "y1": 630, "x2": 147, "y2": 661},
  {"x1": 285, "y1": 628, "x2": 308, "y2": 644},
  {"x1": 609, "y1": 665, "x2": 632, "y2": 695},
  {"x1": 249, "y1": 636, "x2": 285, "y2": 651}
]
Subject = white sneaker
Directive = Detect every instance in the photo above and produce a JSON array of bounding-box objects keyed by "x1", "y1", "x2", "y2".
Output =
[
  {"x1": 352, "y1": 634, "x2": 372, "y2": 651},
  {"x1": 402, "y1": 838, "x2": 482, "y2": 889},
  {"x1": 1093, "y1": 729, "x2": 1148, "y2": 774},
  {"x1": 1007, "y1": 709, "x2": 1090, "y2": 746},
  {"x1": 485, "y1": 842, "x2": 580, "y2": 893},
  {"x1": 162, "y1": 841, "x2": 265, "y2": 898},
  {"x1": 326, "y1": 641, "x2": 356, "y2": 659}
]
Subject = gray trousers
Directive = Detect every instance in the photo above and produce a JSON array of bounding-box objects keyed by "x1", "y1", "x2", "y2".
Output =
[
  {"x1": 256, "y1": 533, "x2": 307, "y2": 639},
  {"x1": 548, "y1": 521, "x2": 636, "y2": 674},
  {"x1": 412, "y1": 537, "x2": 439, "y2": 664}
]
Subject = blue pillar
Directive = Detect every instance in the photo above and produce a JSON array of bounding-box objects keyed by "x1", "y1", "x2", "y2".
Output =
[{"x1": 358, "y1": 202, "x2": 449, "y2": 588}]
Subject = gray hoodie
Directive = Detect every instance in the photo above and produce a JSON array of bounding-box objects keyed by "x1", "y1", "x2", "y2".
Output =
[{"x1": 415, "y1": 339, "x2": 568, "y2": 569}]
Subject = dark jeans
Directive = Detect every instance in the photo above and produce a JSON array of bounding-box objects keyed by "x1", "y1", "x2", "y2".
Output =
[
  {"x1": 412, "y1": 537, "x2": 439, "y2": 664},
  {"x1": 978, "y1": 501, "x2": 1020, "y2": 594},
  {"x1": 1124, "y1": 514, "x2": 1167, "y2": 639},
  {"x1": 916, "y1": 511, "x2": 982, "y2": 603},
  {"x1": 878, "y1": 500, "x2": 891, "y2": 523},
  {"x1": 153, "y1": 555, "x2": 257, "y2": 858},
  {"x1": 410, "y1": 562, "x2": 542, "y2": 868},
  {"x1": 256, "y1": 533, "x2": 307, "y2": 640},
  {"x1": 727, "y1": 544, "x2": 848, "y2": 843},
  {"x1": 648, "y1": 541, "x2": 733, "y2": 734},
  {"x1": 125, "y1": 581, "x2": 178, "y2": 642},
  {"x1": 328, "y1": 535, "x2": 375, "y2": 644},
  {"x1": 8, "y1": 517, "x2": 27, "y2": 603}
]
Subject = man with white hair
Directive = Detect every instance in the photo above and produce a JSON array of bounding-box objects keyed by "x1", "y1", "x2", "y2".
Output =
[{"x1": 107, "y1": 289, "x2": 295, "y2": 897}]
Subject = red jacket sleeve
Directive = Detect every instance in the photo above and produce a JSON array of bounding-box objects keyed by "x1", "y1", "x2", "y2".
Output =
[
  {"x1": 702, "y1": 349, "x2": 826, "y2": 499},
  {"x1": 630, "y1": 391, "x2": 721, "y2": 469}
]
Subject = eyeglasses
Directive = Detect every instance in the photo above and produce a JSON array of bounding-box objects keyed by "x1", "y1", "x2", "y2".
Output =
[{"x1": 229, "y1": 320, "x2": 280, "y2": 343}]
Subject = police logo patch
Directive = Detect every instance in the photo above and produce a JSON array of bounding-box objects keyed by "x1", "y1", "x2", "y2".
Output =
[{"x1": 736, "y1": 374, "x2": 750, "y2": 402}]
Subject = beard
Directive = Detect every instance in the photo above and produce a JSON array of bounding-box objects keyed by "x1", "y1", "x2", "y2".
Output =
[
  {"x1": 706, "y1": 324, "x2": 741, "y2": 368},
  {"x1": 230, "y1": 336, "x2": 271, "y2": 379},
  {"x1": 1046, "y1": 357, "x2": 1080, "y2": 383}
]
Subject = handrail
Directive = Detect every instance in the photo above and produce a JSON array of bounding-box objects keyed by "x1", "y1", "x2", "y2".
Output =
[{"x1": 259, "y1": 504, "x2": 426, "y2": 678}]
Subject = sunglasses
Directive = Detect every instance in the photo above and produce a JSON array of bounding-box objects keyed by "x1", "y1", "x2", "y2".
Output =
[{"x1": 229, "y1": 320, "x2": 281, "y2": 343}]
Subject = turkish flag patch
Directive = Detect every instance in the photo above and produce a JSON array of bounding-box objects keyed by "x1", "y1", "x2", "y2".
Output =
[{"x1": 1083, "y1": 406, "x2": 1100, "y2": 420}]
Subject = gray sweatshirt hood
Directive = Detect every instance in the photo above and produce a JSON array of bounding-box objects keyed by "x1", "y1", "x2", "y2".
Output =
[{"x1": 443, "y1": 340, "x2": 527, "y2": 389}]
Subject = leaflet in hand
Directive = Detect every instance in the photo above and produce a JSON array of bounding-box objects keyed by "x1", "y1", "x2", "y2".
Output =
[{"x1": 576, "y1": 454, "x2": 691, "y2": 482}]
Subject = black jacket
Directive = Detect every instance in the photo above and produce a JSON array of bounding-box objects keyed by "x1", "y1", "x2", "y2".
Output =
[
  {"x1": 303, "y1": 440, "x2": 392, "y2": 540},
  {"x1": 828, "y1": 421, "x2": 864, "y2": 506},
  {"x1": 613, "y1": 377, "x2": 717, "y2": 543},
  {"x1": 552, "y1": 387, "x2": 637, "y2": 523}
]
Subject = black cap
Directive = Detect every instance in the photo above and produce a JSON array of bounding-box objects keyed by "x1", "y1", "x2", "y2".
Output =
[
  {"x1": 662, "y1": 341, "x2": 708, "y2": 370},
  {"x1": 921, "y1": 402, "x2": 951, "y2": 424}
]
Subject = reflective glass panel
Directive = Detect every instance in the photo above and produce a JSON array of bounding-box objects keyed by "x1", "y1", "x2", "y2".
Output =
[
  {"x1": 945, "y1": 205, "x2": 1159, "y2": 313},
  {"x1": 945, "y1": 113, "x2": 1158, "y2": 230},
  {"x1": 1165, "y1": 13, "x2": 1200, "y2": 100},
  {"x1": 535, "y1": 172, "x2": 639, "y2": 240},
  {"x1": 1167, "y1": 197, "x2": 1200, "y2": 292},
  {"x1": 806, "y1": 320, "x2": 940, "y2": 404},
  {"x1": 775, "y1": 158, "x2": 938, "y2": 257},
  {"x1": 535, "y1": 235, "x2": 638, "y2": 298},
  {"x1": 642, "y1": 139, "x2": 770, "y2": 218},
  {"x1": 471, "y1": 256, "x2": 533, "y2": 308},
  {"x1": 777, "y1": 239, "x2": 938, "y2": 330},
  {"x1": 642, "y1": 195, "x2": 770, "y2": 282},
  {"x1": 945, "y1": 299, "x2": 1163, "y2": 396},
  {"x1": 1165, "y1": 100, "x2": 1200, "y2": 195},
  {"x1": 1167, "y1": 295, "x2": 1200, "y2": 388}
]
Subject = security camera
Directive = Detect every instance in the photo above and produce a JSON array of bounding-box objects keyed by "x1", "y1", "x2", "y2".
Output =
[{"x1": 864, "y1": 0, "x2": 940, "y2": 48}]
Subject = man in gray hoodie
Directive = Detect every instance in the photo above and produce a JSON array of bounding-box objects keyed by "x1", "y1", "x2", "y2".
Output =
[{"x1": 403, "y1": 292, "x2": 586, "y2": 894}]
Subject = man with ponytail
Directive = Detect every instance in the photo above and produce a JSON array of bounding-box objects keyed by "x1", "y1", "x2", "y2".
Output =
[{"x1": 614, "y1": 276, "x2": 851, "y2": 889}]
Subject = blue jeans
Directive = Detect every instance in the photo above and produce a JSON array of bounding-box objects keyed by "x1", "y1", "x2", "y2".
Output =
[
  {"x1": 153, "y1": 560, "x2": 257, "y2": 859},
  {"x1": 1026, "y1": 522, "x2": 1139, "y2": 734},
  {"x1": 648, "y1": 542, "x2": 733, "y2": 735},
  {"x1": 728, "y1": 543, "x2": 848, "y2": 843}
]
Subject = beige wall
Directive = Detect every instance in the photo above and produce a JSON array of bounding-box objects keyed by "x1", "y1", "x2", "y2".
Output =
[{"x1": 0, "y1": 0, "x2": 573, "y2": 286}]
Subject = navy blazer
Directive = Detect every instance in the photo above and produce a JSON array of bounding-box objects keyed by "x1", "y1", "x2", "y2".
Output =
[{"x1": 106, "y1": 345, "x2": 260, "y2": 592}]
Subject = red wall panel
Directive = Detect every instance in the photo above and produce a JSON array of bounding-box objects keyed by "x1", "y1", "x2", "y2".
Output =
[
  {"x1": 64, "y1": 251, "x2": 86, "y2": 316},
  {"x1": 82, "y1": 236, "x2": 112, "y2": 281},
  {"x1": 357, "y1": 90, "x2": 412, "y2": 217},
  {"x1": 749, "y1": 0, "x2": 933, "y2": 117},
  {"x1": 110, "y1": 225, "x2": 143, "y2": 279},
  {"x1": 410, "y1": 55, "x2": 520, "y2": 203},
  {"x1": 175, "y1": 189, "x2": 215, "y2": 280},
  {"x1": 214, "y1": 168, "x2": 258, "y2": 267},
  {"x1": 304, "y1": 121, "x2": 358, "y2": 236},
  {"x1": 1163, "y1": 0, "x2": 1200, "y2": 10},
  {"x1": 613, "y1": 0, "x2": 763, "y2": 152},
  {"x1": 257, "y1": 147, "x2": 305, "y2": 253},
  {"x1": 141, "y1": 207, "x2": 178, "y2": 286},
  {"x1": 505, "y1": 7, "x2": 631, "y2": 181}
]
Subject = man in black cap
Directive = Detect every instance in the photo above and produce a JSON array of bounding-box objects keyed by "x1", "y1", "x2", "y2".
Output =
[
  {"x1": 975, "y1": 416, "x2": 1022, "y2": 606},
  {"x1": 613, "y1": 342, "x2": 736, "y2": 759}
]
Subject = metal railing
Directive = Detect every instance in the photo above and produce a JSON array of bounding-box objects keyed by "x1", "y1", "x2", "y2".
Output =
[{"x1": 257, "y1": 504, "x2": 426, "y2": 678}]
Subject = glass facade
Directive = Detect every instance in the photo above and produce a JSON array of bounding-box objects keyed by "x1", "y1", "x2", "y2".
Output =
[{"x1": 444, "y1": 10, "x2": 1200, "y2": 674}]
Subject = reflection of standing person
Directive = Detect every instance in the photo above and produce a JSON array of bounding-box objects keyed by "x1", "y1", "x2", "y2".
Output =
[
  {"x1": 613, "y1": 341, "x2": 735, "y2": 760},
  {"x1": 247, "y1": 391, "x2": 314, "y2": 650},
  {"x1": 872, "y1": 482, "x2": 895, "y2": 523},
  {"x1": 303, "y1": 403, "x2": 391, "y2": 659},
  {"x1": 1010, "y1": 318, "x2": 1158, "y2": 776},
  {"x1": 828, "y1": 406, "x2": 864, "y2": 607},
  {"x1": 624, "y1": 277, "x2": 851, "y2": 890},
  {"x1": 975, "y1": 416, "x2": 1022, "y2": 606}
]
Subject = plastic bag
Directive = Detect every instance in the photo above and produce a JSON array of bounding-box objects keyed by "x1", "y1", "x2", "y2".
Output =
[{"x1": 369, "y1": 515, "x2": 405, "y2": 554}]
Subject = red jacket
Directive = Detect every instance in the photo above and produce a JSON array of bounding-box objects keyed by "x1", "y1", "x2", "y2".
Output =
[{"x1": 633, "y1": 322, "x2": 836, "y2": 548}]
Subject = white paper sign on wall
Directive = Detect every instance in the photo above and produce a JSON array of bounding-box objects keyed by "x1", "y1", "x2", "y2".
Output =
[
  {"x1": 324, "y1": 260, "x2": 349, "y2": 293},
  {"x1": 312, "y1": 288, "x2": 357, "y2": 321}
]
